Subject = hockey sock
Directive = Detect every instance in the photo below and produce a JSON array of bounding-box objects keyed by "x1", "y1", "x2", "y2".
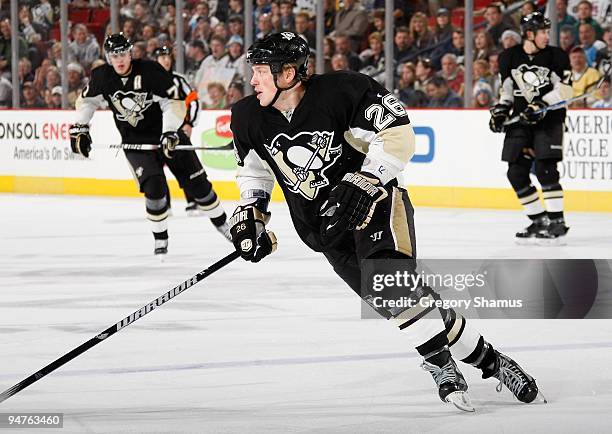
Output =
[
  {"x1": 195, "y1": 190, "x2": 226, "y2": 222},
  {"x1": 442, "y1": 310, "x2": 496, "y2": 372},
  {"x1": 515, "y1": 184, "x2": 546, "y2": 220},
  {"x1": 541, "y1": 183, "x2": 564, "y2": 220},
  {"x1": 145, "y1": 196, "x2": 170, "y2": 239}
]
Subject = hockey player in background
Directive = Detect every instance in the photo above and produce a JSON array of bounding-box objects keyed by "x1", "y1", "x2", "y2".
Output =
[
  {"x1": 153, "y1": 44, "x2": 204, "y2": 216},
  {"x1": 69, "y1": 34, "x2": 230, "y2": 256},
  {"x1": 229, "y1": 31, "x2": 542, "y2": 411},
  {"x1": 489, "y1": 12, "x2": 572, "y2": 243}
]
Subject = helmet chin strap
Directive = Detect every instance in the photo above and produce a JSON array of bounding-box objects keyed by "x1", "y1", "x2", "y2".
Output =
[{"x1": 269, "y1": 69, "x2": 300, "y2": 106}]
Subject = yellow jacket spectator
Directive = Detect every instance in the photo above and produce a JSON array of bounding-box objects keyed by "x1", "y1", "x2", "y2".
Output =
[{"x1": 569, "y1": 46, "x2": 601, "y2": 107}]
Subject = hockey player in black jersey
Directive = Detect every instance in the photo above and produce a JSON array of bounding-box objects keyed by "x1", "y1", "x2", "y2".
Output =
[
  {"x1": 69, "y1": 34, "x2": 230, "y2": 256},
  {"x1": 490, "y1": 12, "x2": 572, "y2": 243},
  {"x1": 229, "y1": 31, "x2": 542, "y2": 411},
  {"x1": 154, "y1": 45, "x2": 207, "y2": 216}
]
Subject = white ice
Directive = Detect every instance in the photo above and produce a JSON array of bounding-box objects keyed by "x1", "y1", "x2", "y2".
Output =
[{"x1": 1, "y1": 194, "x2": 612, "y2": 433}]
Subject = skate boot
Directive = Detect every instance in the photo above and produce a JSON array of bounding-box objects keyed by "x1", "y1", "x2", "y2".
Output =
[
  {"x1": 515, "y1": 215, "x2": 549, "y2": 244},
  {"x1": 482, "y1": 350, "x2": 545, "y2": 404},
  {"x1": 536, "y1": 217, "x2": 569, "y2": 245},
  {"x1": 185, "y1": 201, "x2": 199, "y2": 216},
  {"x1": 215, "y1": 221, "x2": 232, "y2": 242},
  {"x1": 154, "y1": 239, "x2": 168, "y2": 256},
  {"x1": 421, "y1": 351, "x2": 474, "y2": 412}
]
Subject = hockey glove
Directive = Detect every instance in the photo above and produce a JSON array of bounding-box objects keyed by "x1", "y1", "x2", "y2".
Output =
[
  {"x1": 488, "y1": 103, "x2": 511, "y2": 133},
  {"x1": 229, "y1": 205, "x2": 277, "y2": 263},
  {"x1": 160, "y1": 131, "x2": 180, "y2": 159},
  {"x1": 520, "y1": 101, "x2": 547, "y2": 125},
  {"x1": 69, "y1": 123, "x2": 92, "y2": 157},
  {"x1": 320, "y1": 171, "x2": 388, "y2": 238}
]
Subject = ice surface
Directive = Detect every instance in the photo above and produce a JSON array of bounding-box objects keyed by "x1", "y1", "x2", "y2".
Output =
[{"x1": 1, "y1": 194, "x2": 611, "y2": 433}]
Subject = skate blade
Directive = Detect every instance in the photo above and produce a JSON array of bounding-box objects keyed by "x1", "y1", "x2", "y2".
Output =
[
  {"x1": 515, "y1": 237, "x2": 537, "y2": 246},
  {"x1": 536, "y1": 390, "x2": 548, "y2": 404},
  {"x1": 536, "y1": 237, "x2": 566, "y2": 247},
  {"x1": 445, "y1": 391, "x2": 475, "y2": 412}
]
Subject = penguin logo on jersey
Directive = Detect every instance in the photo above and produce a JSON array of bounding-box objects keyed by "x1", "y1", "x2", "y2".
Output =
[
  {"x1": 110, "y1": 91, "x2": 153, "y2": 127},
  {"x1": 511, "y1": 64, "x2": 550, "y2": 103},
  {"x1": 265, "y1": 131, "x2": 341, "y2": 200}
]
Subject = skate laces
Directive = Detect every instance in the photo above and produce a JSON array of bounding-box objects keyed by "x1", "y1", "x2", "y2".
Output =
[
  {"x1": 422, "y1": 359, "x2": 461, "y2": 387},
  {"x1": 494, "y1": 354, "x2": 530, "y2": 395}
]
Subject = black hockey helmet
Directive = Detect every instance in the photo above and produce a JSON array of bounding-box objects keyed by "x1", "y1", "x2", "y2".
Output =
[
  {"x1": 153, "y1": 45, "x2": 173, "y2": 58},
  {"x1": 104, "y1": 33, "x2": 133, "y2": 55},
  {"x1": 520, "y1": 12, "x2": 551, "y2": 36},
  {"x1": 247, "y1": 31, "x2": 309, "y2": 79}
]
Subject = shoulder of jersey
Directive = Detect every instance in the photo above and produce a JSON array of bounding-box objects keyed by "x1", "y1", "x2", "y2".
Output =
[
  {"x1": 307, "y1": 70, "x2": 373, "y2": 99},
  {"x1": 91, "y1": 63, "x2": 113, "y2": 79},
  {"x1": 231, "y1": 94, "x2": 260, "y2": 118}
]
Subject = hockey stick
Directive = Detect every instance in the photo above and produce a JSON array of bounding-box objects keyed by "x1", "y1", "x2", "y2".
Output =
[
  {"x1": 504, "y1": 60, "x2": 611, "y2": 126},
  {"x1": 96, "y1": 142, "x2": 234, "y2": 151},
  {"x1": 0, "y1": 250, "x2": 240, "y2": 404}
]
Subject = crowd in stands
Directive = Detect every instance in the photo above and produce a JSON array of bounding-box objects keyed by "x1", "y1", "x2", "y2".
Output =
[{"x1": 0, "y1": 0, "x2": 610, "y2": 110}]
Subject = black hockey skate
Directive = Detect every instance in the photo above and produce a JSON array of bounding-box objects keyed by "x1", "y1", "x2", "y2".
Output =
[
  {"x1": 536, "y1": 218, "x2": 569, "y2": 245},
  {"x1": 515, "y1": 215, "x2": 549, "y2": 244},
  {"x1": 422, "y1": 356, "x2": 474, "y2": 412},
  {"x1": 154, "y1": 239, "x2": 168, "y2": 256},
  {"x1": 482, "y1": 350, "x2": 545, "y2": 404},
  {"x1": 185, "y1": 201, "x2": 199, "y2": 216}
]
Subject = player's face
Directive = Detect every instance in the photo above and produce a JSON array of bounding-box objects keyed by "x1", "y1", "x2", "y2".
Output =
[
  {"x1": 250, "y1": 64, "x2": 277, "y2": 106},
  {"x1": 157, "y1": 54, "x2": 172, "y2": 71},
  {"x1": 109, "y1": 50, "x2": 131, "y2": 75},
  {"x1": 534, "y1": 28, "x2": 550, "y2": 49}
]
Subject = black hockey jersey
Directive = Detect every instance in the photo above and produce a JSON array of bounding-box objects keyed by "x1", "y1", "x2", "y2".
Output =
[
  {"x1": 498, "y1": 44, "x2": 571, "y2": 125},
  {"x1": 81, "y1": 59, "x2": 179, "y2": 143},
  {"x1": 231, "y1": 71, "x2": 411, "y2": 251}
]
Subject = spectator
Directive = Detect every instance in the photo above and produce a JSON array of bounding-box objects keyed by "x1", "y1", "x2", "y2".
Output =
[
  {"x1": 213, "y1": 22, "x2": 230, "y2": 41},
  {"x1": 484, "y1": 3, "x2": 515, "y2": 47},
  {"x1": 434, "y1": 8, "x2": 453, "y2": 43},
  {"x1": 334, "y1": 34, "x2": 362, "y2": 71},
  {"x1": 295, "y1": 12, "x2": 315, "y2": 49},
  {"x1": 578, "y1": 23, "x2": 606, "y2": 66},
  {"x1": 520, "y1": 1, "x2": 537, "y2": 19},
  {"x1": 228, "y1": 0, "x2": 244, "y2": 16},
  {"x1": 559, "y1": 24, "x2": 577, "y2": 53},
  {"x1": 448, "y1": 29, "x2": 465, "y2": 65},
  {"x1": 396, "y1": 62, "x2": 428, "y2": 107},
  {"x1": 414, "y1": 56, "x2": 434, "y2": 92},
  {"x1": 46, "y1": 86, "x2": 62, "y2": 109},
  {"x1": 333, "y1": 0, "x2": 369, "y2": 52},
  {"x1": 256, "y1": 13, "x2": 274, "y2": 40},
  {"x1": 133, "y1": 1, "x2": 155, "y2": 27},
  {"x1": 145, "y1": 37, "x2": 161, "y2": 59},
  {"x1": 575, "y1": 0, "x2": 603, "y2": 40},
  {"x1": 323, "y1": 36, "x2": 335, "y2": 72},
  {"x1": 226, "y1": 34, "x2": 246, "y2": 80},
  {"x1": 132, "y1": 41, "x2": 147, "y2": 59},
  {"x1": 569, "y1": 46, "x2": 601, "y2": 107},
  {"x1": 122, "y1": 18, "x2": 139, "y2": 42},
  {"x1": 254, "y1": 0, "x2": 272, "y2": 23},
  {"x1": 592, "y1": 76, "x2": 611, "y2": 108},
  {"x1": 159, "y1": 0, "x2": 176, "y2": 32},
  {"x1": 371, "y1": 9, "x2": 386, "y2": 39},
  {"x1": 331, "y1": 53, "x2": 349, "y2": 71},
  {"x1": 426, "y1": 75, "x2": 462, "y2": 107},
  {"x1": 228, "y1": 14, "x2": 244, "y2": 38},
  {"x1": 473, "y1": 59, "x2": 494, "y2": 91},
  {"x1": 394, "y1": 26, "x2": 416, "y2": 65},
  {"x1": 142, "y1": 23, "x2": 157, "y2": 41},
  {"x1": 226, "y1": 80, "x2": 244, "y2": 108},
  {"x1": 18, "y1": 57, "x2": 34, "y2": 83},
  {"x1": 0, "y1": 18, "x2": 28, "y2": 79},
  {"x1": 409, "y1": 12, "x2": 435, "y2": 50},
  {"x1": 279, "y1": 0, "x2": 295, "y2": 31},
  {"x1": 323, "y1": 0, "x2": 336, "y2": 35},
  {"x1": 69, "y1": 24, "x2": 101, "y2": 72},
  {"x1": 500, "y1": 29, "x2": 521, "y2": 49},
  {"x1": 18, "y1": 5, "x2": 46, "y2": 45},
  {"x1": 473, "y1": 80, "x2": 494, "y2": 108},
  {"x1": 66, "y1": 62, "x2": 84, "y2": 108},
  {"x1": 438, "y1": 53, "x2": 464, "y2": 95},
  {"x1": 474, "y1": 30, "x2": 495, "y2": 61},
  {"x1": 31, "y1": 0, "x2": 54, "y2": 33},
  {"x1": 0, "y1": 74, "x2": 12, "y2": 108},
  {"x1": 190, "y1": 2, "x2": 219, "y2": 32},
  {"x1": 21, "y1": 81, "x2": 45, "y2": 108},
  {"x1": 595, "y1": 27, "x2": 611, "y2": 71},
  {"x1": 359, "y1": 32, "x2": 385, "y2": 84},
  {"x1": 554, "y1": 0, "x2": 577, "y2": 44},
  {"x1": 44, "y1": 65, "x2": 61, "y2": 93},
  {"x1": 205, "y1": 81, "x2": 226, "y2": 109},
  {"x1": 307, "y1": 53, "x2": 316, "y2": 76},
  {"x1": 186, "y1": 39, "x2": 208, "y2": 82},
  {"x1": 488, "y1": 51, "x2": 501, "y2": 100},
  {"x1": 192, "y1": 16, "x2": 213, "y2": 42},
  {"x1": 196, "y1": 35, "x2": 232, "y2": 104}
]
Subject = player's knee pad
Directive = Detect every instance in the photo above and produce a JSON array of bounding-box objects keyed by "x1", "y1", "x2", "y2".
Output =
[
  {"x1": 534, "y1": 159, "x2": 560, "y2": 187},
  {"x1": 506, "y1": 159, "x2": 531, "y2": 192}
]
